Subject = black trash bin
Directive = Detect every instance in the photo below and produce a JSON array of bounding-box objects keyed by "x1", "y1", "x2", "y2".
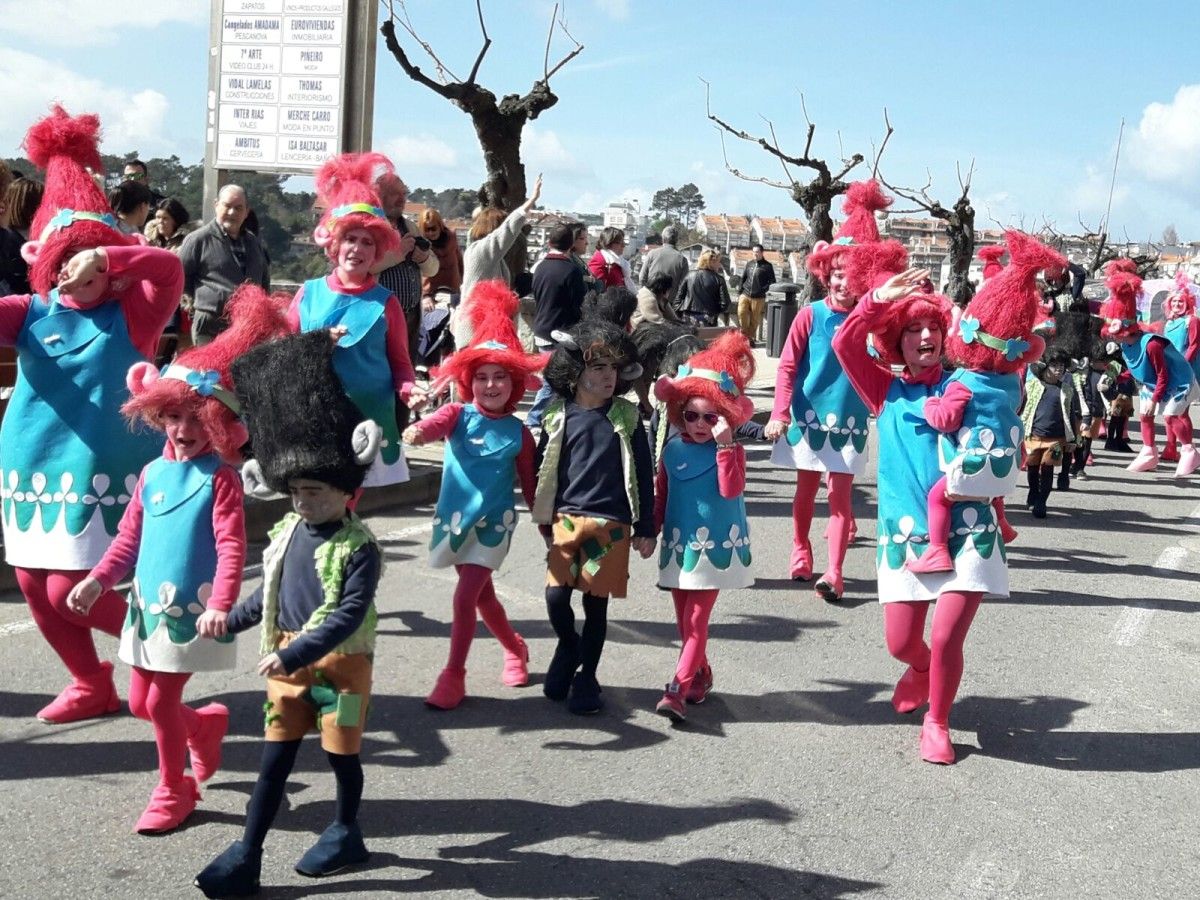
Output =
[{"x1": 765, "y1": 282, "x2": 801, "y2": 358}]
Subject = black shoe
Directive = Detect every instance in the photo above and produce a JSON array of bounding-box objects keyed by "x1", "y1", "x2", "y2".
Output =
[
  {"x1": 1056, "y1": 472, "x2": 1071, "y2": 491},
  {"x1": 567, "y1": 672, "x2": 603, "y2": 715},
  {"x1": 195, "y1": 841, "x2": 262, "y2": 898},
  {"x1": 543, "y1": 640, "x2": 579, "y2": 701},
  {"x1": 295, "y1": 823, "x2": 370, "y2": 878}
]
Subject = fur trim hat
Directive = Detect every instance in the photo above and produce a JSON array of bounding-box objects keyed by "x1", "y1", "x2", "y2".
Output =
[
  {"x1": 232, "y1": 331, "x2": 383, "y2": 496},
  {"x1": 653, "y1": 331, "x2": 756, "y2": 427},
  {"x1": 806, "y1": 180, "x2": 891, "y2": 287},
  {"x1": 1099, "y1": 262, "x2": 1143, "y2": 340},
  {"x1": 1049, "y1": 304, "x2": 1098, "y2": 365},
  {"x1": 946, "y1": 231, "x2": 1064, "y2": 374},
  {"x1": 313, "y1": 152, "x2": 400, "y2": 261},
  {"x1": 543, "y1": 319, "x2": 642, "y2": 399},
  {"x1": 123, "y1": 285, "x2": 291, "y2": 462},
  {"x1": 978, "y1": 245, "x2": 1006, "y2": 281},
  {"x1": 871, "y1": 290, "x2": 953, "y2": 370},
  {"x1": 21, "y1": 105, "x2": 139, "y2": 297},
  {"x1": 434, "y1": 280, "x2": 544, "y2": 412}
]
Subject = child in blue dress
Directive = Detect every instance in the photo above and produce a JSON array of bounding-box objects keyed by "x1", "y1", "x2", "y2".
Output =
[
  {"x1": 404, "y1": 281, "x2": 545, "y2": 710},
  {"x1": 651, "y1": 332, "x2": 756, "y2": 722},
  {"x1": 67, "y1": 285, "x2": 285, "y2": 832}
]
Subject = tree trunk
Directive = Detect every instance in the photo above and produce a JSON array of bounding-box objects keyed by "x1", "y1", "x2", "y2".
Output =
[
  {"x1": 469, "y1": 107, "x2": 530, "y2": 278},
  {"x1": 795, "y1": 183, "x2": 836, "y2": 301}
]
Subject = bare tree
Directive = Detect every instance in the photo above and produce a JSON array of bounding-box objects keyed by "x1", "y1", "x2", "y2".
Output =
[
  {"x1": 875, "y1": 116, "x2": 977, "y2": 306},
  {"x1": 702, "y1": 80, "x2": 864, "y2": 297},
  {"x1": 380, "y1": 0, "x2": 583, "y2": 273}
]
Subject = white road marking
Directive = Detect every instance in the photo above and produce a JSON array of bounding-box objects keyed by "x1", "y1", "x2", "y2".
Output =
[
  {"x1": 0, "y1": 621, "x2": 36, "y2": 638},
  {"x1": 1110, "y1": 606, "x2": 1155, "y2": 647},
  {"x1": 1153, "y1": 546, "x2": 1189, "y2": 570},
  {"x1": 378, "y1": 522, "x2": 435, "y2": 542},
  {"x1": 1188, "y1": 502, "x2": 1200, "y2": 520}
]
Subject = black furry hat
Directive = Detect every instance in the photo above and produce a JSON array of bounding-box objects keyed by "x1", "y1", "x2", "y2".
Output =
[
  {"x1": 582, "y1": 287, "x2": 637, "y2": 330},
  {"x1": 1051, "y1": 308, "x2": 1098, "y2": 364},
  {"x1": 545, "y1": 319, "x2": 643, "y2": 398},
  {"x1": 231, "y1": 331, "x2": 381, "y2": 496}
]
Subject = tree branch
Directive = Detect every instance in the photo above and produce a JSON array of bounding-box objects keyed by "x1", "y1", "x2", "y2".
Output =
[
  {"x1": 957, "y1": 157, "x2": 975, "y2": 199},
  {"x1": 540, "y1": 4, "x2": 584, "y2": 84},
  {"x1": 465, "y1": 0, "x2": 492, "y2": 86},
  {"x1": 872, "y1": 108, "x2": 894, "y2": 178},
  {"x1": 760, "y1": 114, "x2": 799, "y2": 189},
  {"x1": 380, "y1": 14, "x2": 461, "y2": 100},
  {"x1": 715, "y1": 128, "x2": 792, "y2": 189},
  {"x1": 393, "y1": 0, "x2": 462, "y2": 83},
  {"x1": 701, "y1": 78, "x2": 831, "y2": 179}
]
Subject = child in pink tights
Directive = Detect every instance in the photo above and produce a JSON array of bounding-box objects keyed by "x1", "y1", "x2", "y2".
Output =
[
  {"x1": 906, "y1": 232, "x2": 1062, "y2": 574},
  {"x1": 67, "y1": 285, "x2": 285, "y2": 832},
  {"x1": 651, "y1": 332, "x2": 756, "y2": 722},
  {"x1": 404, "y1": 282, "x2": 545, "y2": 710}
]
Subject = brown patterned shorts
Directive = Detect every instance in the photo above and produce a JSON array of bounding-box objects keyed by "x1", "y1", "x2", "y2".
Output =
[{"x1": 546, "y1": 514, "x2": 631, "y2": 599}]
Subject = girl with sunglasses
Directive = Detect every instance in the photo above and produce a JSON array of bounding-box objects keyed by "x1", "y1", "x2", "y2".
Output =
[{"x1": 650, "y1": 331, "x2": 756, "y2": 722}]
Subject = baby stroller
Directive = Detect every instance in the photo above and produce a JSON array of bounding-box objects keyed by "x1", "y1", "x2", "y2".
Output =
[{"x1": 414, "y1": 305, "x2": 456, "y2": 416}]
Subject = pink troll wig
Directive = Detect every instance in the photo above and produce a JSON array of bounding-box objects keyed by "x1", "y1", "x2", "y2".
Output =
[
  {"x1": 806, "y1": 180, "x2": 892, "y2": 287},
  {"x1": 654, "y1": 330, "x2": 756, "y2": 428},
  {"x1": 978, "y1": 245, "x2": 1006, "y2": 281},
  {"x1": 22, "y1": 105, "x2": 138, "y2": 297},
  {"x1": 312, "y1": 152, "x2": 401, "y2": 262},
  {"x1": 871, "y1": 290, "x2": 953, "y2": 370},
  {"x1": 122, "y1": 285, "x2": 291, "y2": 461}
]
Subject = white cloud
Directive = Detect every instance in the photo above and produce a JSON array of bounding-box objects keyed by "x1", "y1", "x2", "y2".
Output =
[
  {"x1": 381, "y1": 134, "x2": 460, "y2": 169},
  {"x1": 1070, "y1": 162, "x2": 1131, "y2": 224},
  {"x1": 522, "y1": 126, "x2": 592, "y2": 177},
  {"x1": 0, "y1": 0, "x2": 207, "y2": 46},
  {"x1": 592, "y1": 0, "x2": 631, "y2": 20},
  {"x1": 1128, "y1": 84, "x2": 1200, "y2": 186},
  {"x1": 0, "y1": 46, "x2": 172, "y2": 157}
]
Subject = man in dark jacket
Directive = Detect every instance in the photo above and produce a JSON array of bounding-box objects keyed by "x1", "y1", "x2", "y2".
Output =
[
  {"x1": 738, "y1": 243, "x2": 776, "y2": 344},
  {"x1": 528, "y1": 223, "x2": 587, "y2": 429},
  {"x1": 179, "y1": 184, "x2": 271, "y2": 345},
  {"x1": 639, "y1": 224, "x2": 691, "y2": 311}
]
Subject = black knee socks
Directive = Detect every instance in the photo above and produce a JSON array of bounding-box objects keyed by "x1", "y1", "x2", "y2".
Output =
[
  {"x1": 243, "y1": 739, "x2": 301, "y2": 850},
  {"x1": 326, "y1": 751, "x2": 364, "y2": 827},
  {"x1": 545, "y1": 586, "x2": 609, "y2": 678},
  {"x1": 579, "y1": 593, "x2": 609, "y2": 678}
]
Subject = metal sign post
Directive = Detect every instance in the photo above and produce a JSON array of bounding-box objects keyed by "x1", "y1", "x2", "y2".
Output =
[{"x1": 203, "y1": 0, "x2": 377, "y2": 213}]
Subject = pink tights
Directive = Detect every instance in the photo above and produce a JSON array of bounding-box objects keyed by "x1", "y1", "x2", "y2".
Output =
[
  {"x1": 792, "y1": 470, "x2": 853, "y2": 576},
  {"x1": 883, "y1": 591, "x2": 982, "y2": 725},
  {"x1": 128, "y1": 668, "x2": 199, "y2": 786},
  {"x1": 925, "y1": 477, "x2": 1011, "y2": 546},
  {"x1": 445, "y1": 564, "x2": 522, "y2": 670},
  {"x1": 1141, "y1": 414, "x2": 1194, "y2": 451},
  {"x1": 670, "y1": 589, "x2": 719, "y2": 690},
  {"x1": 16, "y1": 567, "x2": 125, "y2": 680}
]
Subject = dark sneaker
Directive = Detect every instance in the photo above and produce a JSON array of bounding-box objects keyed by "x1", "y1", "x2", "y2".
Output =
[
  {"x1": 195, "y1": 840, "x2": 262, "y2": 898},
  {"x1": 295, "y1": 822, "x2": 370, "y2": 878},
  {"x1": 567, "y1": 672, "x2": 603, "y2": 715}
]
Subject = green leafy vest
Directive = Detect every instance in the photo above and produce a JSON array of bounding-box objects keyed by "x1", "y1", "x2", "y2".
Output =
[
  {"x1": 532, "y1": 396, "x2": 641, "y2": 525},
  {"x1": 259, "y1": 513, "x2": 382, "y2": 658}
]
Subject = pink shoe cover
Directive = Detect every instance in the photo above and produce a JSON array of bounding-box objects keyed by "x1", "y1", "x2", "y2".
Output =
[
  {"x1": 790, "y1": 542, "x2": 813, "y2": 581},
  {"x1": 919, "y1": 716, "x2": 956, "y2": 765},
  {"x1": 1174, "y1": 445, "x2": 1200, "y2": 478},
  {"x1": 425, "y1": 667, "x2": 466, "y2": 710},
  {"x1": 814, "y1": 571, "x2": 844, "y2": 602},
  {"x1": 502, "y1": 635, "x2": 530, "y2": 687},
  {"x1": 37, "y1": 660, "x2": 120, "y2": 724},
  {"x1": 891, "y1": 666, "x2": 930, "y2": 714},
  {"x1": 686, "y1": 665, "x2": 713, "y2": 704},
  {"x1": 906, "y1": 543, "x2": 954, "y2": 574},
  {"x1": 135, "y1": 776, "x2": 200, "y2": 834},
  {"x1": 1127, "y1": 447, "x2": 1159, "y2": 473},
  {"x1": 189, "y1": 703, "x2": 230, "y2": 783}
]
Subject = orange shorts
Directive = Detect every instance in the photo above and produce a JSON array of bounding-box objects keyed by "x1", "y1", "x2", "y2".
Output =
[
  {"x1": 264, "y1": 632, "x2": 373, "y2": 754},
  {"x1": 1024, "y1": 436, "x2": 1065, "y2": 468},
  {"x1": 546, "y1": 514, "x2": 631, "y2": 599}
]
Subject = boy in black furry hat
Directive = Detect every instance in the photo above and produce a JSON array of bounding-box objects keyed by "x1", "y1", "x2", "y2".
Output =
[
  {"x1": 1020, "y1": 347, "x2": 1081, "y2": 518},
  {"x1": 532, "y1": 320, "x2": 656, "y2": 714},
  {"x1": 196, "y1": 332, "x2": 383, "y2": 897}
]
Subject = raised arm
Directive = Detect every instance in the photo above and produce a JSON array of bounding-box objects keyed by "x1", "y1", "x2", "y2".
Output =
[{"x1": 108, "y1": 245, "x2": 184, "y2": 359}]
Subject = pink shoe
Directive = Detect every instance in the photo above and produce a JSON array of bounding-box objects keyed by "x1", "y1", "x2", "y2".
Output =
[
  {"x1": 188, "y1": 703, "x2": 229, "y2": 783},
  {"x1": 814, "y1": 571, "x2": 844, "y2": 603},
  {"x1": 686, "y1": 665, "x2": 714, "y2": 704},
  {"x1": 37, "y1": 661, "x2": 120, "y2": 724},
  {"x1": 1086, "y1": 453, "x2": 1095, "y2": 466},
  {"x1": 1161, "y1": 445, "x2": 1180, "y2": 463},
  {"x1": 891, "y1": 666, "x2": 929, "y2": 714},
  {"x1": 655, "y1": 682, "x2": 686, "y2": 723},
  {"x1": 790, "y1": 541, "x2": 813, "y2": 581},
  {"x1": 425, "y1": 667, "x2": 466, "y2": 710},
  {"x1": 1127, "y1": 446, "x2": 1159, "y2": 473},
  {"x1": 919, "y1": 716, "x2": 956, "y2": 765},
  {"x1": 1174, "y1": 445, "x2": 1200, "y2": 478},
  {"x1": 135, "y1": 776, "x2": 200, "y2": 834},
  {"x1": 502, "y1": 635, "x2": 530, "y2": 687},
  {"x1": 999, "y1": 520, "x2": 1019, "y2": 544},
  {"x1": 906, "y1": 543, "x2": 953, "y2": 574}
]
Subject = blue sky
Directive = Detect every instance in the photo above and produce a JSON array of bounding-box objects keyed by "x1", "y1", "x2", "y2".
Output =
[{"x1": 1, "y1": 0, "x2": 1198, "y2": 240}]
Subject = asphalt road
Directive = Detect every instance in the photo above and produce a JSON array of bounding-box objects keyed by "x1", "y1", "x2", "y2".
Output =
[{"x1": 1, "y1": 398, "x2": 1198, "y2": 899}]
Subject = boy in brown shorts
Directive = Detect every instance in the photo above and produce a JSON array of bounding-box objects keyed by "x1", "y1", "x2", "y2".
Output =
[
  {"x1": 196, "y1": 332, "x2": 383, "y2": 896},
  {"x1": 533, "y1": 320, "x2": 656, "y2": 715}
]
